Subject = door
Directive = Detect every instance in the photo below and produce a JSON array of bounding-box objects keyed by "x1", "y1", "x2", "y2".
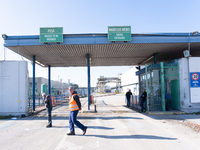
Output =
[{"x1": 171, "y1": 80, "x2": 180, "y2": 110}]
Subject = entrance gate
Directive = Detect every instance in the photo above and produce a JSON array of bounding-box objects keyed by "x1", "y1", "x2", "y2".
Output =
[
  {"x1": 3, "y1": 32, "x2": 200, "y2": 111},
  {"x1": 137, "y1": 60, "x2": 180, "y2": 111}
]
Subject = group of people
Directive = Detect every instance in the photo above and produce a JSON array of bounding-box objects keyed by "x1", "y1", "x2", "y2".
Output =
[
  {"x1": 125, "y1": 89, "x2": 147, "y2": 113},
  {"x1": 42, "y1": 86, "x2": 87, "y2": 136}
]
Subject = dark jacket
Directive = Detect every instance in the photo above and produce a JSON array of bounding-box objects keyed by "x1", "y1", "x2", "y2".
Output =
[
  {"x1": 44, "y1": 95, "x2": 52, "y2": 109},
  {"x1": 141, "y1": 91, "x2": 147, "y2": 101},
  {"x1": 126, "y1": 91, "x2": 132, "y2": 99},
  {"x1": 72, "y1": 91, "x2": 81, "y2": 110}
]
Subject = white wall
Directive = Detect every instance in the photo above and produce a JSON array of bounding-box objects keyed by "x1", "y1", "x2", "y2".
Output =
[
  {"x1": 189, "y1": 57, "x2": 200, "y2": 103},
  {"x1": 178, "y1": 58, "x2": 200, "y2": 113},
  {"x1": 121, "y1": 67, "x2": 138, "y2": 95},
  {"x1": 0, "y1": 61, "x2": 28, "y2": 116}
]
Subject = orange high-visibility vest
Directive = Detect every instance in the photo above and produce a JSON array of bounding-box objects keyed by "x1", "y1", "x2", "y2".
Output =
[{"x1": 69, "y1": 94, "x2": 79, "y2": 111}]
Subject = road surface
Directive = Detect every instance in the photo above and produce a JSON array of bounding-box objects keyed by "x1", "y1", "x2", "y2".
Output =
[{"x1": 0, "y1": 94, "x2": 199, "y2": 150}]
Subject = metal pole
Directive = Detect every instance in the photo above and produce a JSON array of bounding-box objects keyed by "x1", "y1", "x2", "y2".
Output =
[
  {"x1": 33, "y1": 55, "x2": 35, "y2": 111},
  {"x1": 48, "y1": 65, "x2": 51, "y2": 95},
  {"x1": 87, "y1": 54, "x2": 91, "y2": 110},
  {"x1": 160, "y1": 62, "x2": 166, "y2": 111},
  {"x1": 145, "y1": 64, "x2": 149, "y2": 111}
]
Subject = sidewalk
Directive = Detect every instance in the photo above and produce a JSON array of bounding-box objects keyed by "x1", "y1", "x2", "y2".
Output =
[{"x1": 148, "y1": 112, "x2": 200, "y2": 132}]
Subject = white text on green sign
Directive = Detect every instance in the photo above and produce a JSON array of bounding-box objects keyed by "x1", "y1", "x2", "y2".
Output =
[
  {"x1": 108, "y1": 26, "x2": 131, "y2": 41},
  {"x1": 40, "y1": 27, "x2": 63, "y2": 43}
]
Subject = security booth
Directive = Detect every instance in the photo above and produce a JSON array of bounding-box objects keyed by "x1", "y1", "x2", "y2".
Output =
[{"x1": 136, "y1": 60, "x2": 180, "y2": 111}]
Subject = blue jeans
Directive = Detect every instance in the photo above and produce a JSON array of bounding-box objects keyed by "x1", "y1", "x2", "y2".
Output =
[
  {"x1": 127, "y1": 98, "x2": 130, "y2": 107},
  {"x1": 69, "y1": 110, "x2": 85, "y2": 132},
  {"x1": 47, "y1": 108, "x2": 52, "y2": 125},
  {"x1": 140, "y1": 100, "x2": 146, "y2": 112}
]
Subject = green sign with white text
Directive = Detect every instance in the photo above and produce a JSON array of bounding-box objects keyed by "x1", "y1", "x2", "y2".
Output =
[
  {"x1": 108, "y1": 26, "x2": 131, "y2": 41},
  {"x1": 40, "y1": 27, "x2": 63, "y2": 43}
]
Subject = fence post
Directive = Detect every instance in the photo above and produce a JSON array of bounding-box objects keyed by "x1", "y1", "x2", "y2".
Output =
[
  {"x1": 160, "y1": 62, "x2": 166, "y2": 111},
  {"x1": 29, "y1": 97, "x2": 31, "y2": 108},
  {"x1": 145, "y1": 64, "x2": 149, "y2": 111}
]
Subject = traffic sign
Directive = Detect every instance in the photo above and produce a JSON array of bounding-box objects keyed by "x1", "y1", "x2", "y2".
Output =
[
  {"x1": 191, "y1": 73, "x2": 199, "y2": 80},
  {"x1": 190, "y1": 72, "x2": 200, "y2": 87},
  {"x1": 108, "y1": 26, "x2": 131, "y2": 41},
  {"x1": 40, "y1": 27, "x2": 63, "y2": 43}
]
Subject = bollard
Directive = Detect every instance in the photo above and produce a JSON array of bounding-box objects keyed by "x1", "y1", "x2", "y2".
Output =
[
  {"x1": 90, "y1": 95, "x2": 94, "y2": 104},
  {"x1": 53, "y1": 96, "x2": 55, "y2": 105},
  {"x1": 52, "y1": 96, "x2": 55, "y2": 106},
  {"x1": 94, "y1": 104, "x2": 97, "y2": 113}
]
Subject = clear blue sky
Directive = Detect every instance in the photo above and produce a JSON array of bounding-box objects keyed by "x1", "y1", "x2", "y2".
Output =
[{"x1": 0, "y1": 0, "x2": 200, "y2": 87}]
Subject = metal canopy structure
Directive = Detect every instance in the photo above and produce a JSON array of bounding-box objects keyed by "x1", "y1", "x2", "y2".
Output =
[
  {"x1": 3, "y1": 33, "x2": 200, "y2": 67},
  {"x1": 2, "y1": 32, "x2": 200, "y2": 111}
]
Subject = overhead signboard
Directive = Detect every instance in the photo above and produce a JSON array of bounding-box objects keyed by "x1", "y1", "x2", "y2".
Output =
[
  {"x1": 40, "y1": 27, "x2": 63, "y2": 43},
  {"x1": 108, "y1": 26, "x2": 131, "y2": 41}
]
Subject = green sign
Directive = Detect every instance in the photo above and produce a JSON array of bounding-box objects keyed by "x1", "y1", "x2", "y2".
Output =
[
  {"x1": 108, "y1": 26, "x2": 131, "y2": 41},
  {"x1": 40, "y1": 27, "x2": 63, "y2": 43}
]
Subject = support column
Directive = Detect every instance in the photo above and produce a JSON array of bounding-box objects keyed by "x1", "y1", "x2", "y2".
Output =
[
  {"x1": 160, "y1": 62, "x2": 166, "y2": 111},
  {"x1": 87, "y1": 54, "x2": 91, "y2": 110},
  {"x1": 145, "y1": 64, "x2": 149, "y2": 111},
  {"x1": 138, "y1": 66, "x2": 141, "y2": 95},
  {"x1": 154, "y1": 53, "x2": 157, "y2": 64},
  {"x1": 48, "y1": 65, "x2": 51, "y2": 95},
  {"x1": 33, "y1": 55, "x2": 35, "y2": 111}
]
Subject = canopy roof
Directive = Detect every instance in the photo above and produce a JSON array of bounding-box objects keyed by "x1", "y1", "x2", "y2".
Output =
[{"x1": 3, "y1": 33, "x2": 200, "y2": 67}]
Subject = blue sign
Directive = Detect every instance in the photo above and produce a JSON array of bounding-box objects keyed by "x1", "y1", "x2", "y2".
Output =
[{"x1": 190, "y1": 72, "x2": 200, "y2": 87}]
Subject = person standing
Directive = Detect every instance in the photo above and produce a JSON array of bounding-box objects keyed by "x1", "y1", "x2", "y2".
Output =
[
  {"x1": 165, "y1": 92, "x2": 169, "y2": 111},
  {"x1": 140, "y1": 89, "x2": 147, "y2": 113},
  {"x1": 125, "y1": 89, "x2": 132, "y2": 107},
  {"x1": 67, "y1": 86, "x2": 87, "y2": 135},
  {"x1": 42, "y1": 93, "x2": 52, "y2": 128}
]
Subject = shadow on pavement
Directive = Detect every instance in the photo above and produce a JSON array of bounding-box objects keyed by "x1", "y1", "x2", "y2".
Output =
[
  {"x1": 81, "y1": 134, "x2": 177, "y2": 140},
  {"x1": 50, "y1": 125, "x2": 114, "y2": 130},
  {"x1": 6, "y1": 115, "x2": 143, "y2": 121},
  {"x1": 88, "y1": 126, "x2": 114, "y2": 130},
  {"x1": 52, "y1": 125, "x2": 68, "y2": 128},
  {"x1": 77, "y1": 116, "x2": 143, "y2": 120}
]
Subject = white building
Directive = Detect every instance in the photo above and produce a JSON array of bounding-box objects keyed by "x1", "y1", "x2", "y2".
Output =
[
  {"x1": 179, "y1": 57, "x2": 200, "y2": 113},
  {"x1": 120, "y1": 67, "x2": 138, "y2": 95},
  {"x1": 0, "y1": 61, "x2": 28, "y2": 116}
]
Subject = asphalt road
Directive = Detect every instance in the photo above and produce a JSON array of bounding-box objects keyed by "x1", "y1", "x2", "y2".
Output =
[{"x1": 0, "y1": 94, "x2": 199, "y2": 150}]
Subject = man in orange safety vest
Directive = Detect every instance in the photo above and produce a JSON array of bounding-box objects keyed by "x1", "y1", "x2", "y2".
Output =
[{"x1": 67, "y1": 86, "x2": 87, "y2": 135}]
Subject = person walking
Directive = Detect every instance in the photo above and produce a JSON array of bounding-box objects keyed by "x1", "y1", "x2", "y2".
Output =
[
  {"x1": 125, "y1": 89, "x2": 132, "y2": 107},
  {"x1": 67, "y1": 86, "x2": 87, "y2": 135},
  {"x1": 42, "y1": 93, "x2": 52, "y2": 128},
  {"x1": 140, "y1": 89, "x2": 147, "y2": 113}
]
